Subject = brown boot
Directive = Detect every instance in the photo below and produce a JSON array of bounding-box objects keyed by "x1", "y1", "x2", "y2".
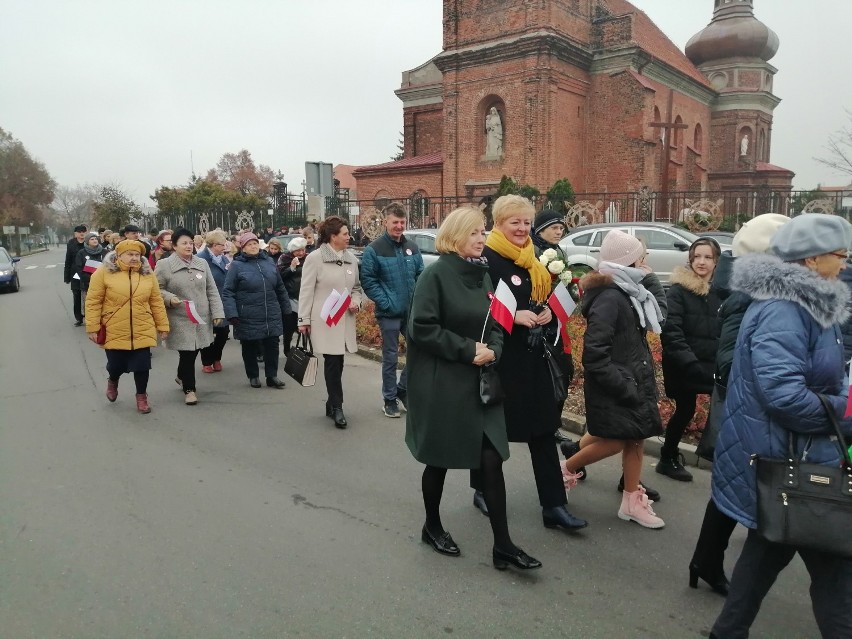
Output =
[
  {"x1": 135, "y1": 393, "x2": 151, "y2": 414},
  {"x1": 106, "y1": 378, "x2": 119, "y2": 402}
]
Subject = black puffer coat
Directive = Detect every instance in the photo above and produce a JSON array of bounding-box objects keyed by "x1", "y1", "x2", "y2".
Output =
[
  {"x1": 580, "y1": 271, "x2": 662, "y2": 440},
  {"x1": 839, "y1": 267, "x2": 852, "y2": 363},
  {"x1": 277, "y1": 252, "x2": 303, "y2": 303},
  {"x1": 661, "y1": 266, "x2": 721, "y2": 397}
]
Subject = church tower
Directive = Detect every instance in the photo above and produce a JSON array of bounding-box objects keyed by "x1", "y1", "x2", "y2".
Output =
[{"x1": 686, "y1": 0, "x2": 792, "y2": 190}]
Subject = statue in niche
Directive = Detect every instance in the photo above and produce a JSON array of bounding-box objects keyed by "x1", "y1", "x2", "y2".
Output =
[
  {"x1": 740, "y1": 133, "x2": 749, "y2": 156},
  {"x1": 485, "y1": 107, "x2": 503, "y2": 158}
]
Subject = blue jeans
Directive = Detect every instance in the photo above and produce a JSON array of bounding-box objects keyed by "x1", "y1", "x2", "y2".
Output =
[{"x1": 378, "y1": 316, "x2": 407, "y2": 401}]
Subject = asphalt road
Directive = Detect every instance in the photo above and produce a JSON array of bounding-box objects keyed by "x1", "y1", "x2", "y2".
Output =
[{"x1": 0, "y1": 249, "x2": 819, "y2": 638}]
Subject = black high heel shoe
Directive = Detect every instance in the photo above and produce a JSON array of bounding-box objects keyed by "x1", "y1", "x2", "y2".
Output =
[
  {"x1": 689, "y1": 562, "x2": 729, "y2": 596},
  {"x1": 492, "y1": 546, "x2": 542, "y2": 571}
]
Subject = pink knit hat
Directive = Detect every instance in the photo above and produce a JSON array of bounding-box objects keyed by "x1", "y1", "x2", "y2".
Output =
[
  {"x1": 237, "y1": 232, "x2": 259, "y2": 249},
  {"x1": 599, "y1": 229, "x2": 645, "y2": 267}
]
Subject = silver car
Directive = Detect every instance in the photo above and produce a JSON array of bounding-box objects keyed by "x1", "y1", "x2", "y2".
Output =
[
  {"x1": 559, "y1": 222, "x2": 731, "y2": 284},
  {"x1": 404, "y1": 229, "x2": 440, "y2": 267}
]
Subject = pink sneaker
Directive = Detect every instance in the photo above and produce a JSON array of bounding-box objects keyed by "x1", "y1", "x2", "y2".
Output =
[
  {"x1": 561, "y1": 464, "x2": 585, "y2": 491},
  {"x1": 202, "y1": 365, "x2": 214, "y2": 374},
  {"x1": 618, "y1": 488, "x2": 665, "y2": 529}
]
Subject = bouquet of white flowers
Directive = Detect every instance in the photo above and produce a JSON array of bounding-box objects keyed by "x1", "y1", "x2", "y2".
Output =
[{"x1": 538, "y1": 248, "x2": 574, "y2": 286}]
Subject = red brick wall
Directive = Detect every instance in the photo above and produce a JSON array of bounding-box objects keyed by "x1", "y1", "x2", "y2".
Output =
[
  {"x1": 354, "y1": 167, "x2": 443, "y2": 204},
  {"x1": 708, "y1": 109, "x2": 774, "y2": 176},
  {"x1": 403, "y1": 105, "x2": 443, "y2": 158}
]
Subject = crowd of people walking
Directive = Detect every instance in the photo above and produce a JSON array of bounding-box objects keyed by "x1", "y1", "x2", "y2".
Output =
[{"x1": 65, "y1": 202, "x2": 852, "y2": 635}]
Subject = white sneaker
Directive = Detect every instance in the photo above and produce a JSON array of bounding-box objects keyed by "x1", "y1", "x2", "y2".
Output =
[
  {"x1": 184, "y1": 391, "x2": 198, "y2": 405},
  {"x1": 618, "y1": 488, "x2": 665, "y2": 529}
]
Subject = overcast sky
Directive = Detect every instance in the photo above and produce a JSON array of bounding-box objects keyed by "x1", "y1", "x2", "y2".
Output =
[{"x1": 2, "y1": 0, "x2": 849, "y2": 206}]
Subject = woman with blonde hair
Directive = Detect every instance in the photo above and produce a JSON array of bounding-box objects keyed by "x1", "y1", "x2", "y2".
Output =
[
  {"x1": 406, "y1": 206, "x2": 540, "y2": 570},
  {"x1": 472, "y1": 194, "x2": 587, "y2": 532}
]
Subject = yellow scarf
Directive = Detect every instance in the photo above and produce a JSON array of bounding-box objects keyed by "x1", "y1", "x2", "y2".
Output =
[{"x1": 486, "y1": 229, "x2": 551, "y2": 303}]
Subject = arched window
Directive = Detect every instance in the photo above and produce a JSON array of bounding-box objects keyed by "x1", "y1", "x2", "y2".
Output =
[
  {"x1": 693, "y1": 123, "x2": 703, "y2": 153},
  {"x1": 758, "y1": 129, "x2": 766, "y2": 162},
  {"x1": 653, "y1": 106, "x2": 663, "y2": 144}
]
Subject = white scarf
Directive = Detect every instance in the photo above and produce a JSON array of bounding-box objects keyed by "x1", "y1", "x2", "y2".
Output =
[{"x1": 598, "y1": 261, "x2": 663, "y2": 334}]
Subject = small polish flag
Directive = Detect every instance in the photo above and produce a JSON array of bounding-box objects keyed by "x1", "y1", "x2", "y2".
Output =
[
  {"x1": 488, "y1": 279, "x2": 517, "y2": 334},
  {"x1": 845, "y1": 359, "x2": 852, "y2": 418},
  {"x1": 83, "y1": 257, "x2": 100, "y2": 274},
  {"x1": 328, "y1": 288, "x2": 351, "y2": 326},
  {"x1": 321, "y1": 289, "x2": 351, "y2": 327},
  {"x1": 548, "y1": 282, "x2": 577, "y2": 354},
  {"x1": 184, "y1": 300, "x2": 206, "y2": 324}
]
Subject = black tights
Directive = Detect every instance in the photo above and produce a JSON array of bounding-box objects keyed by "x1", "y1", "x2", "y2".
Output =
[
  {"x1": 107, "y1": 370, "x2": 149, "y2": 394},
  {"x1": 422, "y1": 437, "x2": 515, "y2": 552},
  {"x1": 662, "y1": 392, "x2": 698, "y2": 458}
]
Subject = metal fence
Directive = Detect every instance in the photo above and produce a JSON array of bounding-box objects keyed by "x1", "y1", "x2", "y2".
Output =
[{"x1": 145, "y1": 188, "x2": 851, "y2": 235}]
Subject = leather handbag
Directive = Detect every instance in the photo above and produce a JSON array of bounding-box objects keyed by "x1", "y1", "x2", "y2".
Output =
[
  {"x1": 479, "y1": 363, "x2": 504, "y2": 406},
  {"x1": 284, "y1": 333, "x2": 318, "y2": 387},
  {"x1": 696, "y1": 384, "x2": 726, "y2": 462},
  {"x1": 95, "y1": 324, "x2": 107, "y2": 345},
  {"x1": 754, "y1": 394, "x2": 852, "y2": 558},
  {"x1": 542, "y1": 341, "x2": 568, "y2": 405}
]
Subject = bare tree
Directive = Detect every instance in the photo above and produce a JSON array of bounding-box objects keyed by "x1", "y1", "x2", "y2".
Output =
[
  {"x1": 815, "y1": 109, "x2": 852, "y2": 178},
  {"x1": 54, "y1": 184, "x2": 97, "y2": 227}
]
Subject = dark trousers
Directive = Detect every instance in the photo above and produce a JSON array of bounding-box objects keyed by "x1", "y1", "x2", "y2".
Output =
[
  {"x1": 283, "y1": 312, "x2": 298, "y2": 354},
  {"x1": 471, "y1": 432, "x2": 566, "y2": 509},
  {"x1": 200, "y1": 326, "x2": 229, "y2": 365},
  {"x1": 71, "y1": 286, "x2": 83, "y2": 322},
  {"x1": 691, "y1": 498, "x2": 738, "y2": 577},
  {"x1": 240, "y1": 337, "x2": 279, "y2": 379},
  {"x1": 177, "y1": 350, "x2": 199, "y2": 392},
  {"x1": 662, "y1": 391, "x2": 697, "y2": 458},
  {"x1": 712, "y1": 529, "x2": 852, "y2": 639},
  {"x1": 323, "y1": 354, "x2": 344, "y2": 407}
]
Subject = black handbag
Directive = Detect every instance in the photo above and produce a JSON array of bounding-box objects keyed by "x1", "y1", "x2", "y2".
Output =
[
  {"x1": 696, "y1": 384, "x2": 726, "y2": 462},
  {"x1": 754, "y1": 394, "x2": 852, "y2": 558},
  {"x1": 542, "y1": 341, "x2": 568, "y2": 405},
  {"x1": 283, "y1": 333, "x2": 318, "y2": 387},
  {"x1": 479, "y1": 363, "x2": 504, "y2": 406}
]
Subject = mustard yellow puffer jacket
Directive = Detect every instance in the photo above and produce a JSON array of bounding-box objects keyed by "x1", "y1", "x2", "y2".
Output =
[{"x1": 85, "y1": 252, "x2": 169, "y2": 350}]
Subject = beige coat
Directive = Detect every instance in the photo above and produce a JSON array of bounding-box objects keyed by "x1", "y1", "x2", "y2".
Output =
[
  {"x1": 298, "y1": 243, "x2": 363, "y2": 355},
  {"x1": 155, "y1": 254, "x2": 225, "y2": 351}
]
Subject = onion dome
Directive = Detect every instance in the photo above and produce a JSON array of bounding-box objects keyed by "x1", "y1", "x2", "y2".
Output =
[{"x1": 685, "y1": 1, "x2": 779, "y2": 66}]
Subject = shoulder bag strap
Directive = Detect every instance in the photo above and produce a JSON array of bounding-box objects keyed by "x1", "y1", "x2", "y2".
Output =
[{"x1": 817, "y1": 393, "x2": 852, "y2": 467}]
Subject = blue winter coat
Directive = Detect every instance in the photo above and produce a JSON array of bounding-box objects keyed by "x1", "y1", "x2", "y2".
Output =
[
  {"x1": 360, "y1": 232, "x2": 424, "y2": 319},
  {"x1": 712, "y1": 254, "x2": 852, "y2": 529},
  {"x1": 196, "y1": 246, "x2": 231, "y2": 294},
  {"x1": 222, "y1": 253, "x2": 291, "y2": 341}
]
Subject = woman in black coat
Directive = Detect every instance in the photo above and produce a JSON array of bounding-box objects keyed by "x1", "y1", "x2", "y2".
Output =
[
  {"x1": 658, "y1": 238, "x2": 721, "y2": 482},
  {"x1": 471, "y1": 195, "x2": 587, "y2": 533},
  {"x1": 222, "y1": 232, "x2": 291, "y2": 389},
  {"x1": 74, "y1": 232, "x2": 105, "y2": 304},
  {"x1": 278, "y1": 236, "x2": 307, "y2": 355},
  {"x1": 562, "y1": 229, "x2": 667, "y2": 529}
]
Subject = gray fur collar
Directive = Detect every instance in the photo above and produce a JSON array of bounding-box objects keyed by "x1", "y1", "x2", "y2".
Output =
[
  {"x1": 102, "y1": 250, "x2": 153, "y2": 275},
  {"x1": 317, "y1": 242, "x2": 356, "y2": 264},
  {"x1": 731, "y1": 253, "x2": 850, "y2": 328},
  {"x1": 670, "y1": 266, "x2": 710, "y2": 296}
]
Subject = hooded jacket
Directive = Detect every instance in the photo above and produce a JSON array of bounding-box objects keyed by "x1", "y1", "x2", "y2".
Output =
[
  {"x1": 711, "y1": 253, "x2": 852, "y2": 529},
  {"x1": 580, "y1": 271, "x2": 663, "y2": 440},
  {"x1": 661, "y1": 266, "x2": 721, "y2": 396},
  {"x1": 84, "y1": 251, "x2": 169, "y2": 350}
]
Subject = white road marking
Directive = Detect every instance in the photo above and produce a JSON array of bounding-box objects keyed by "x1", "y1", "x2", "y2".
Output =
[
  {"x1": 25, "y1": 265, "x2": 39, "y2": 270},
  {"x1": 45, "y1": 264, "x2": 57, "y2": 268}
]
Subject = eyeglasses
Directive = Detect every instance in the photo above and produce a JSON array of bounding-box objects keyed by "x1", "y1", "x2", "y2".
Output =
[{"x1": 829, "y1": 250, "x2": 849, "y2": 260}]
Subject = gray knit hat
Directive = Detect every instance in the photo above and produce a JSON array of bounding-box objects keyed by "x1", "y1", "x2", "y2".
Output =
[{"x1": 770, "y1": 213, "x2": 852, "y2": 262}]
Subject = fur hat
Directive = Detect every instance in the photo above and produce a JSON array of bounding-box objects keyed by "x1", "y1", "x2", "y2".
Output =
[
  {"x1": 115, "y1": 239, "x2": 146, "y2": 256},
  {"x1": 599, "y1": 229, "x2": 645, "y2": 267},
  {"x1": 533, "y1": 209, "x2": 566, "y2": 235},
  {"x1": 770, "y1": 213, "x2": 852, "y2": 262},
  {"x1": 732, "y1": 214, "x2": 790, "y2": 257},
  {"x1": 237, "y1": 232, "x2": 259, "y2": 249},
  {"x1": 287, "y1": 236, "x2": 308, "y2": 252}
]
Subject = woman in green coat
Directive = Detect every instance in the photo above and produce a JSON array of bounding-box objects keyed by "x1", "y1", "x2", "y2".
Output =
[{"x1": 405, "y1": 206, "x2": 541, "y2": 572}]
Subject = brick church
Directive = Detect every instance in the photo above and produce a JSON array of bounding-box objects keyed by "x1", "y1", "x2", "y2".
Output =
[{"x1": 353, "y1": 0, "x2": 794, "y2": 212}]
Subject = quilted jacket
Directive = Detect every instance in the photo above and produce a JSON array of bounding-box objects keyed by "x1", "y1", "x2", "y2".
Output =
[
  {"x1": 711, "y1": 253, "x2": 852, "y2": 529},
  {"x1": 360, "y1": 232, "x2": 424, "y2": 319}
]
